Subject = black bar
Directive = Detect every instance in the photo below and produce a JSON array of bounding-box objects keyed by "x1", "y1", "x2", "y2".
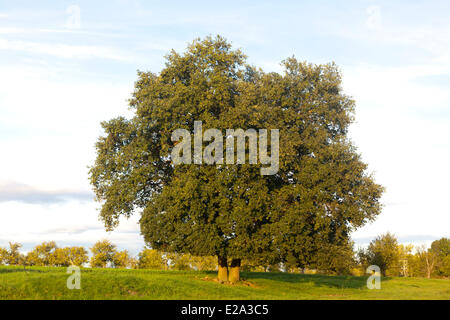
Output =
[{"x1": 0, "y1": 300, "x2": 448, "y2": 319}]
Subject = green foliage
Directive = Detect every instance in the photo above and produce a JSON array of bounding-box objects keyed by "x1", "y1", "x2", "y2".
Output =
[
  {"x1": 138, "y1": 248, "x2": 167, "y2": 270},
  {"x1": 5, "y1": 242, "x2": 22, "y2": 265},
  {"x1": 357, "y1": 236, "x2": 450, "y2": 279},
  {"x1": 416, "y1": 245, "x2": 438, "y2": 279},
  {"x1": 26, "y1": 241, "x2": 57, "y2": 266},
  {"x1": 167, "y1": 252, "x2": 193, "y2": 271},
  {"x1": 0, "y1": 247, "x2": 8, "y2": 265},
  {"x1": 89, "y1": 35, "x2": 383, "y2": 270},
  {"x1": 113, "y1": 250, "x2": 132, "y2": 268},
  {"x1": 412, "y1": 239, "x2": 450, "y2": 279},
  {"x1": 0, "y1": 242, "x2": 88, "y2": 267},
  {"x1": 439, "y1": 255, "x2": 450, "y2": 276},
  {"x1": 51, "y1": 247, "x2": 89, "y2": 267},
  {"x1": 406, "y1": 253, "x2": 423, "y2": 278},
  {"x1": 0, "y1": 235, "x2": 447, "y2": 279},
  {"x1": 313, "y1": 241, "x2": 356, "y2": 275},
  {"x1": 430, "y1": 238, "x2": 450, "y2": 277},
  {"x1": 358, "y1": 233, "x2": 399, "y2": 276},
  {"x1": 241, "y1": 259, "x2": 280, "y2": 273},
  {"x1": 190, "y1": 255, "x2": 217, "y2": 271},
  {"x1": 137, "y1": 249, "x2": 217, "y2": 271},
  {"x1": 90, "y1": 240, "x2": 117, "y2": 268}
]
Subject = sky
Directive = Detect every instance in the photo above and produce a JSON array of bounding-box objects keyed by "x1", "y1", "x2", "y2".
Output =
[{"x1": 0, "y1": 0, "x2": 449, "y2": 255}]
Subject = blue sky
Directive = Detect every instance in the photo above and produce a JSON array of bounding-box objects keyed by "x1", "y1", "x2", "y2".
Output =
[{"x1": 1, "y1": 0, "x2": 449, "y2": 255}]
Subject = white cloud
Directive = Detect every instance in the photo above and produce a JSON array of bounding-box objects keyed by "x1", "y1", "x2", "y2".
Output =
[
  {"x1": 0, "y1": 61, "x2": 144, "y2": 253},
  {"x1": 344, "y1": 62, "x2": 450, "y2": 245},
  {"x1": 0, "y1": 27, "x2": 23, "y2": 34},
  {"x1": 0, "y1": 200, "x2": 144, "y2": 255},
  {"x1": 0, "y1": 27, "x2": 85, "y2": 34},
  {"x1": 0, "y1": 63, "x2": 134, "y2": 191},
  {"x1": 0, "y1": 38, "x2": 130, "y2": 61},
  {"x1": 0, "y1": 181, "x2": 92, "y2": 204}
]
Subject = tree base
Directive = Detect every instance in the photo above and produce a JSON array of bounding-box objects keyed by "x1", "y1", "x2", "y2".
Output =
[
  {"x1": 229, "y1": 258, "x2": 241, "y2": 283},
  {"x1": 218, "y1": 256, "x2": 228, "y2": 282}
]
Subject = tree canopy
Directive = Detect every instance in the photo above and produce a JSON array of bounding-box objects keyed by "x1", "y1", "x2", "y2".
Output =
[{"x1": 89, "y1": 35, "x2": 383, "y2": 281}]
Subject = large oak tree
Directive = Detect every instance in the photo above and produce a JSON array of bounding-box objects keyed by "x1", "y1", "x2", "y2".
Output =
[{"x1": 89, "y1": 36, "x2": 383, "y2": 282}]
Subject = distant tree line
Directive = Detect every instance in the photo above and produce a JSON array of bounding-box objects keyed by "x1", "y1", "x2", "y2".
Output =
[
  {"x1": 0, "y1": 241, "x2": 88, "y2": 268},
  {"x1": 357, "y1": 233, "x2": 450, "y2": 278},
  {"x1": 0, "y1": 236, "x2": 448, "y2": 278},
  {"x1": 0, "y1": 240, "x2": 218, "y2": 271}
]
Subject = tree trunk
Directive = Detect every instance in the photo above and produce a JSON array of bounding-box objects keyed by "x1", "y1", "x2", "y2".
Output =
[
  {"x1": 218, "y1": 256, "x2": 228, "y2": 282},
  {"x1": 229, "y1": 258, "x2": 241, "y2": 283},
  {"x1": 425, "y1": 254, "x2": 434, "y2": 279}
]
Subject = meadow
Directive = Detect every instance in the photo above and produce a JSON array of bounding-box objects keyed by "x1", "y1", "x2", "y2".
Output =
[{"x1": 0, "y1": 266, "x2": 449, "y2": 300}]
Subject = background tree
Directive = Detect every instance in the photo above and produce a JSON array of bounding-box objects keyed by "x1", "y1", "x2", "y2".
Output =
[
  {"x1": 112, "y1": 250, "x2": 131, "y2": 268},
  {"x1": 138, "y1": 248, "x2": 167, "y2": 270},
  {"x1": 397, "y1": 243, "x2": 414, "y2": 277},
  {"x1": 52, "y1": 246, "x2": 89, "y2": 267},
  {"x1": 90, "y1": 240, "x2": 116, "y2": 268},
  {"x1": 190, "y1": 255, "x2": 217, "y2": 271},
  {"x1": 430, "y1": 238, "x2": 450, "y2": 277},
  {"x1": 358, "y1": 233, "x2": 399, "y2": 276},
  {"x1": 241, "y1": 257, "x2": 281, "y2": 272},
  {"x1": 26, "y1": 241, "x2": 57, "y2": 266},
  {"x1": 90, "y1": 36, "x2": 383, "y2": 282},
  {"x1": 67, "y1": 246, "x2": 89, "y2": 266},
  {"x1": 128, "y1": 257, "x2": 139, "y2": 269},
  {"x1": 406, "y1": 252, "x2": 423, "y2": 278},
  {"x1": 0, "y1": 247, "x2": 8, "y2": 265},
  {"x1": 51, "y1": 248, "x2": 68, "y2": 266},
  {"x1": 167, "y1": 253, "x2": 193, "y2": 271},
  {"x1": 6, "y1": 242, "x2": 22, "y2": 265},
  {"x1": 356, "y1": 235, "x2": 450, "y2": 278},
  {"x1": 313, "y1": 241, "x2": 356, "y2": 275},
  {"x1": 439, "y1": 255, "x2": 450, "y2": 277},
  {"x1": 18, "y1": 253, "x2": 30, "y2": 269},
  {"x1": 241, "y1": 260, "x2": 268, "y2": 272},
  {"x1": 417, "y1": 244, "x2": 438, "y2": 279}
]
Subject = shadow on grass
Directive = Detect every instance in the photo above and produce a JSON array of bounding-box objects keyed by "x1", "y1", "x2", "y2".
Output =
[{"x1": 238, "y1": 271, "x2": 392, "y2": 289}]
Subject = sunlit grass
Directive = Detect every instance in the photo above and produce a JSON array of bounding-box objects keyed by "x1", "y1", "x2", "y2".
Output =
[{"x1": 0, "y1": 266, "x2": 448, "y2": 300}]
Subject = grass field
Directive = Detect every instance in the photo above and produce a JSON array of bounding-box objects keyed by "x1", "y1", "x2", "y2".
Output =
[{"x1": 0, "y1": 266, "x2": 449, "y2": 300}]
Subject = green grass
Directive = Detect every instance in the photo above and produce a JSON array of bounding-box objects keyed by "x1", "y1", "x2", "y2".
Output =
[{"x1": 0, "y1": 265, "x2": 449, "y2": 300}]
